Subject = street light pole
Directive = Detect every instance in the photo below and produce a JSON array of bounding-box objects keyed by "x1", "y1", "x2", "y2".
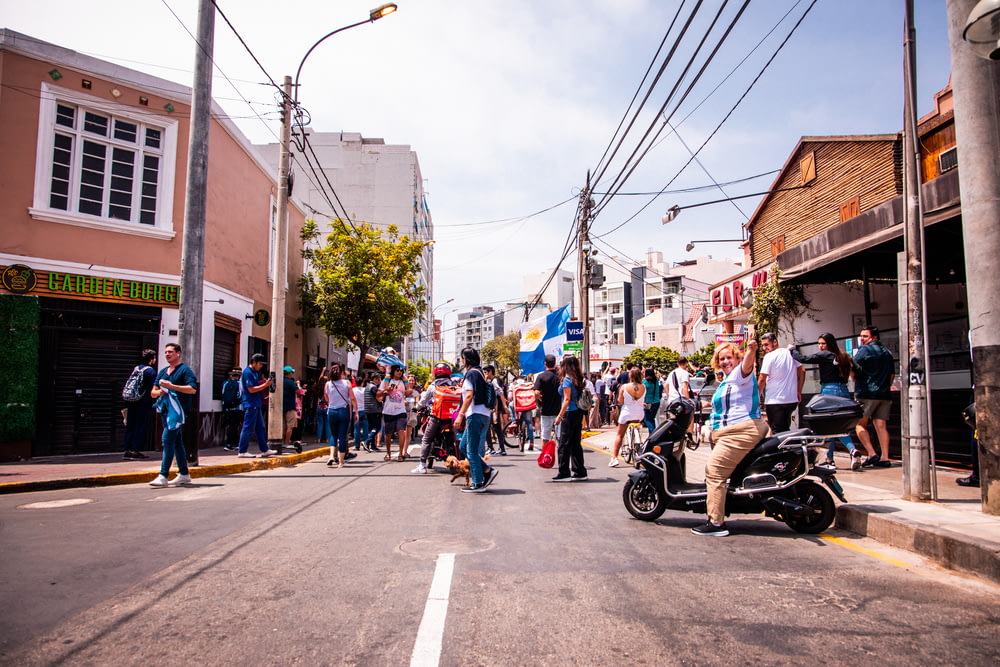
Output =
[
  {"x1": 901, "y1": 0, "x2": 935, "y2": 501},
  {"x1": 266, "y1": 75, "x2": 294, "y2": 448},
  {"x1": 266, "y1": 4, "x2": 398, "y2": 450},
  {"x1": 949, "y1": 0, "x2": 1000, "y2": 513}
]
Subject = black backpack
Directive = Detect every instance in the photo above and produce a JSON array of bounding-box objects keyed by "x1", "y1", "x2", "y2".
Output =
[{"x1": 221, "y1": 378, "x2": 241, "y2": 409}]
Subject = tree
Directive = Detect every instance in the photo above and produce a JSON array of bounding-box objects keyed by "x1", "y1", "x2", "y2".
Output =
[
  {"x1": 688, "y1": 341, "x2": 716, "y2": 371},
  {"x1": 481, "y1": 331, "x2": 520, "y2": 378},
  {"x1": 408, "y1": 357, "x2": 432, "y2": 388},
  {"x1": 622, "y1": 346, "x2": 681, "y2": 374},
  {"x1": 298, "y1": 220, "x2": 426, "y2": 353},
  {"x1": 749, "y1": 266, "x2": 811, "y2": 338}
]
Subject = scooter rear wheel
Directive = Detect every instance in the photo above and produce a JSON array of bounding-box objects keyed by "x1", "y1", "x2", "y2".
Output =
[
  {"x1": 781, "y1": 480, "x2": 836, "y2": 534},
  {"x1": 623, "y1": 476, "x2": 667, "y2": 521}
]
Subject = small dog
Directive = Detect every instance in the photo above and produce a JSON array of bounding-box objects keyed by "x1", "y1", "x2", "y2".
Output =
[{"x1": 444, "y1": 455, "x2": 470, "y2": 485}]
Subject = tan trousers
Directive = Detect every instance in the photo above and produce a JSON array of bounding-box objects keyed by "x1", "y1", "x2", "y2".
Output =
[{"x1": 705, "y1": 418, "x2": 769, "y2": 525}]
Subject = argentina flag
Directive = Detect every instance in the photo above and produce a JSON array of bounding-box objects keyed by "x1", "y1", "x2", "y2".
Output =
[{"x1": 519, "y1": 305, "x2": 571, "y2": 374}]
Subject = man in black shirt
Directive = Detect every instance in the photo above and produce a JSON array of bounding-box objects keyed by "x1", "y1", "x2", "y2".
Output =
[{"x1": 533, "y1": 354, "x2": 562, "y2": 443}]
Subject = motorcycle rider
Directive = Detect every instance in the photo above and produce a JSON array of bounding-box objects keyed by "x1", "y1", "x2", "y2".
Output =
[
  {"x1": 412, "y1": 362, "x2": 459, "y2": 474},
  {"x1": 693, "y1": 339, "x2": 769, "y2": 537}
]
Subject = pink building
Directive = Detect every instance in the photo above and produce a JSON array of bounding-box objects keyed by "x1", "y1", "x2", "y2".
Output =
[{"x1": 0, "y1": 30, "x2": 306, "y2": 459}]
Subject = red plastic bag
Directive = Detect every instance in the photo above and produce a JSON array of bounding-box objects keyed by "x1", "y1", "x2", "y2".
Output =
[{"x1": 537, "y1": 440, "x2": 556, "y2": 468}]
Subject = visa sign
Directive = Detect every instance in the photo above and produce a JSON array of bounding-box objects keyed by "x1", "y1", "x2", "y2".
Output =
[{"x1": 566, "y1": 321, "x2": 584, "y2": 341}]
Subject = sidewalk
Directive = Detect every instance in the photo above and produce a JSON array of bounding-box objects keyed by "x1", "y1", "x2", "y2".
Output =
[
  {"x1": 0, "y1": 441, "x2": 331, "y2": 494},
  {"x1": 581, "y1": 427, "x2": 1000, "y2": 585}
]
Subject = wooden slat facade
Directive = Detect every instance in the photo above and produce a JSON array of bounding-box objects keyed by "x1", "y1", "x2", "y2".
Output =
[{"x1": 749, "y1": 137, "x2": 903, "y2": 267}]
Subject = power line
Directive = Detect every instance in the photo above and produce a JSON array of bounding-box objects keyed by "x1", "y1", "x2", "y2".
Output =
[{"x1": 592, "y1": 0, "x2": 819, "y2": 240}]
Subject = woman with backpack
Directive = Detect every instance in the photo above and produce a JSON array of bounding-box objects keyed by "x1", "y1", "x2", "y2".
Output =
[{"x1": 552, "y1": 355, "x2": 588, "y2": 481}]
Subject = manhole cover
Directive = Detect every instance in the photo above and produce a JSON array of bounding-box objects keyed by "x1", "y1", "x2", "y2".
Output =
[
  {"x1": 399, "y1": 535, "x2": 494, "y2": 558},
  {"x1": 19, "y1": 498, "x2": 95, "y2": 509}
]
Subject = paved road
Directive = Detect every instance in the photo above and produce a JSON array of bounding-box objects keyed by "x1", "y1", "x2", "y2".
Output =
[{"x1": 2, "y1": 446, "x2": 998, "y2": 665}]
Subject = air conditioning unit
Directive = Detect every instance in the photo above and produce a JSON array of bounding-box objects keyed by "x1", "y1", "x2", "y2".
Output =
[{"x1": 938, "y1": 146, "x2": 958, "y2": 173}]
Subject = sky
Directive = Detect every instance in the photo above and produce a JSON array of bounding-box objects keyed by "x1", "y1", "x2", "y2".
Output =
[{"x1": 3, "y1": 0, "x2": 954, "y2": 342}]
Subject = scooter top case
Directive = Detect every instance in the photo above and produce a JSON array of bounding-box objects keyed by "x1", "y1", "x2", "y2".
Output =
[{"x1": 800, "y1": 394, "x2": 863, "y2": 435}]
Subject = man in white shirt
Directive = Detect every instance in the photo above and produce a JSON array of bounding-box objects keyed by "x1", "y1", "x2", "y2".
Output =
[
  {"x1": 758, "y1": 333, "x2": 805, "y2": 433},
  {"x1": 665, "y1": 357, "x2": 692, "y2": 402}
]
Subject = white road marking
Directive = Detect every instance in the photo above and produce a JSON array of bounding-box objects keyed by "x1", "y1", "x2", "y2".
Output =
[
  {"x1": 18, "y1": 498, "x2": 95, "y2": 509},
  {"x1": 410, "y1": 553, "x2": 455, "y2": 667}
]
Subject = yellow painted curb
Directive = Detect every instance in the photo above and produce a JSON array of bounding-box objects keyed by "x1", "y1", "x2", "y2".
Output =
[{"x1": 0, "y1": 446, "x2": 331, "y2": 494}]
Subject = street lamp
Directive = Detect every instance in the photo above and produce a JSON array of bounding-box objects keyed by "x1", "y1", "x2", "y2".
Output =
[
  {"x1": 267, "y1": 4, "x2": 398, "y2": 450},
  {"x1": 963, "y1": 0, "x2": 1000, "y2": 59},
  {"x1": 661, "y1": 184, "x2": 813, "y2": 225},
  {"x1": 685, "y1": 239, "x2": 744, "y2": 252}
]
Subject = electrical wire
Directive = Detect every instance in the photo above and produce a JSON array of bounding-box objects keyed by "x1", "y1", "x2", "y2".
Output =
[
  {"x1": 592, "y1": 0, "x2": 819, "y2": 240},
  {"x1": 592, "y1": 0, "x2": 752, "y2": 220}
]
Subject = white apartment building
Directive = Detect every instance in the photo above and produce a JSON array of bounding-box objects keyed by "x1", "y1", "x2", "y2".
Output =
[
  {"x1": 257, "y1": 130, "x2": 434, "y2": 373},
  {"x1": 592, "y1": 251, "x2": 740, "y2": 351},
  {"x1": 523, "y1": 269, "x2": 575, "y2": 317},
  {"x1": 454, "y1": 306, "x2": 505, "y2": 352}
]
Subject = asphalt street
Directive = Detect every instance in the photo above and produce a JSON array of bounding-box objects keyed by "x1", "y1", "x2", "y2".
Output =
[{"x1": 2, "y1": 444, "x2": 998, "y2": 666}]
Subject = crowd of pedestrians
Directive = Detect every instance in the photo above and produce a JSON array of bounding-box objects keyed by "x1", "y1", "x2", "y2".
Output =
[{"x1": 122, "y1": 325, "x2": 933, "y2": 502}]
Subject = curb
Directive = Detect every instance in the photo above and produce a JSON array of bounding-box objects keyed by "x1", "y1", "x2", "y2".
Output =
[
  {"x1": 0, "y1": 447, "x2": 331, "y2": 495},
  {"x1": 836, "y1": 503, "x2": 1000, "y2": 586}
]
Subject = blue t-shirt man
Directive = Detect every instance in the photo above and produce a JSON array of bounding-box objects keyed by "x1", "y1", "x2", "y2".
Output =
[{"x1": 241, "y1": 364, "x2": 265, "y2": 409}]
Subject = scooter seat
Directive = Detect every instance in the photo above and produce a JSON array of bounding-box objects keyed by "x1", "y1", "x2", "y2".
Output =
[{"x1": 754, "y1": 428, "x2": 812, "y2": 456}]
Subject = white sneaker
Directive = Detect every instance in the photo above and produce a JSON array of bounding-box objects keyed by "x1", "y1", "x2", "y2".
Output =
[
  {"x1": 258, "y1": 450, "x2": 274, "y2": 458},
  {"x1": 168, "y1": 473, "x2": 192, "y2": 486},
  {"x1": 411, "y1": 464, "x2": 428, "y2": 474},
  {"x1": 149, "y1": 474, "x2": 169, "y2": 487},
  {"x1": 237, "y1": 452, "x2": 256, "y2": 458},
  {"x1": 608, "y1": 458, "x2": 620, "y2": 467}
]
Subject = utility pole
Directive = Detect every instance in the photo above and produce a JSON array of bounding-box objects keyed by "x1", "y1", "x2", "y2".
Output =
[
  {"x1": 267, "y1": 75, "x2": 293, "y2": 448},
  {"x1": 901, "y1": 0, "x2": 934, "y2": 500},
  {"x1": 578, "y1": 171, "x2": 594, "y2": 371},
  {"x1": 946, "y1": 0, "x2": 1000, "y2": 514},
  {"x1": 178, "y1": 0, "x2": 215, "y2": 466}
]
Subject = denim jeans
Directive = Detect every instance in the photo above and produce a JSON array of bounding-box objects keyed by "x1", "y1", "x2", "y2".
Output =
[
  {"x1": 820, "y1": 383, "x2": 856, "y2": 458},
  {"x1": 517, "y1": 411, "x2": 535, "y2": 444},
  {"x1": 316, "y1": 407, "x2": 330, "y2": 442},
  {"x1": 353, "y1": 411, "x2": 369, "y2": 449},
  {"x1": 238, "y1": 405, "x2": 269, "y2": 453},
  {"x1": 328, "y1": 406, "x2": 351, "y2": 453},
  {"x1": 539, "y1": 415, "x2": 560, "y2": 443},
  {"x1": 643, "y1": 402, "x2": 660, "y2": 433},
  {"x1": 160, "y1": 423, "x2": 189, "y2": 477},
  {"x1": 459, "y1": 413, "x2": 490, "y2": 485}
]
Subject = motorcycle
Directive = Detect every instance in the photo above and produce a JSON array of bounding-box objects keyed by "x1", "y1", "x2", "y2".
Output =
[{"x1": 622, "y1": 395, "x2": 861, "y2": 534}]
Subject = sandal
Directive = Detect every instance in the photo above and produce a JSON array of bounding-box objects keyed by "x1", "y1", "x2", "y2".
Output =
[
  {"x1": 384, "y1": 454, "x2": 391, "y2": 462},
  {"x1": 397, "y1": 453, "x2": 407, "y2": 462}
]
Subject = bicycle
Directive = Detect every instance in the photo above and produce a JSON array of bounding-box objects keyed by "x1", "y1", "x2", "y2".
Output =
[{"x1": 618, "y1": 420, "x2": 644, "y2": 466}]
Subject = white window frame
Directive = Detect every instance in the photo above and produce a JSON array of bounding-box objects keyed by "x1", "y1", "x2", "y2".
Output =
[{"x1": 30, "y1": 82, "x2": 178, "y2": 239}]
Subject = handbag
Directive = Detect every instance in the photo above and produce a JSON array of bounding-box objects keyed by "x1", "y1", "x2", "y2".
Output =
[{"x1": 537, "y1": 440, "x2": 556, "y2": 468}]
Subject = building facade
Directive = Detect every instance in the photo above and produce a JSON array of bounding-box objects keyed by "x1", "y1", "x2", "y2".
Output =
[
  {"x1": 256, "y1": 130, "x2": 434, "y2": 378},
  {"x1": 0, "y1": 30, "x2": 306, "y2": 459}
]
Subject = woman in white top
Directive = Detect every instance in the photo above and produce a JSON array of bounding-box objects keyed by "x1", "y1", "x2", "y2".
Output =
[{"x1": 609, "y1": 368, "x2": 646, "y2": 467}]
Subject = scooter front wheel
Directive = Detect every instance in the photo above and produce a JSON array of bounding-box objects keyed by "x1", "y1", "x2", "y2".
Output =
[
  {"x1": 623, "y1": 476, "x2": 667, "y2": 521},
  {"x1": 781, "y1": 480, "x2": 836, "y2": 534}
]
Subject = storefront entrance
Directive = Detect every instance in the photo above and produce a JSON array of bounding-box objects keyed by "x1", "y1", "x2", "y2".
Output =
[{"x1": 36, "y1": 298, "x2": 160, "y2": 456}]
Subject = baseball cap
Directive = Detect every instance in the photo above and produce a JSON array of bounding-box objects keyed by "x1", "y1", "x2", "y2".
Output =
[{"x1": 283, "y1": 366, "x2": 295, "y2": 373}]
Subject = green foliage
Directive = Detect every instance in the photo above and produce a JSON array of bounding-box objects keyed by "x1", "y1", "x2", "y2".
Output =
[
  {"x1": 749, "y1": 266, "x2": 810, "y2": 337},
  {"x1": 623, "y1": 346, "x2": 681, "y2": 374},
  {"x1": 0, "y1": 295, "x2": 39, "y2": 442},
  {"x1": 299, "y1": 220, "x2": 427, "y2": 352},
  {"x1": 688, "y1": 341, "x2": 716, "y2": 370},
  {"x1": 482, "y1": 331, "x2": 520, "y2": 378},
  {"x1": 408, "y1": 357, "x2": 432, "y2": 388}
]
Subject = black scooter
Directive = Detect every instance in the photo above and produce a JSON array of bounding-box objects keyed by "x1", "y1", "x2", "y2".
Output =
[{"x1": 623, "y1": 396, "x2": 860, "y2": 534}]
